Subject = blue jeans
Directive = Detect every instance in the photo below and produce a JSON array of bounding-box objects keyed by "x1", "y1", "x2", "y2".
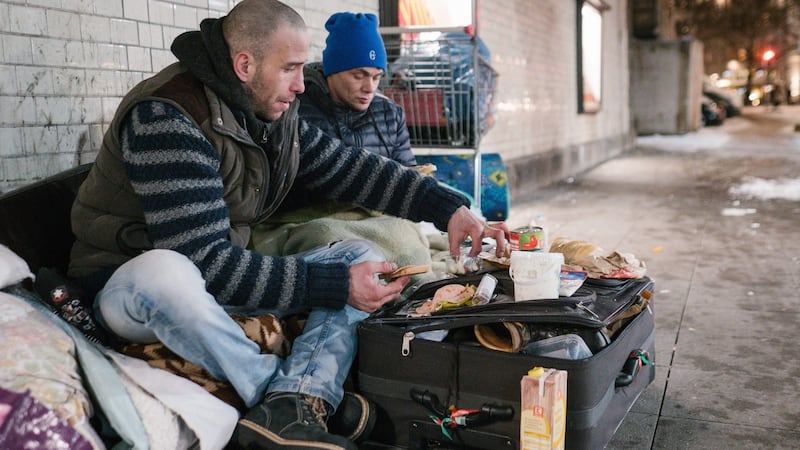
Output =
[{"x1": 94, "y1": 239, "x2": 383, "y2": 409}]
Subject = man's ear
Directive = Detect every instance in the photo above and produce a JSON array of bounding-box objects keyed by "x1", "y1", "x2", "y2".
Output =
[{"x1": 231, "y1": 51, "x2": 254, "y2": 82}]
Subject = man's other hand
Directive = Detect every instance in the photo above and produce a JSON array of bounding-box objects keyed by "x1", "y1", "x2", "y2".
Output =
[
  {"x1": 347, "y1": 261, "x2": 408, "y2": 313},
  {"x1": 447, "y1": 206, "x2": 509, "y2": 258}
]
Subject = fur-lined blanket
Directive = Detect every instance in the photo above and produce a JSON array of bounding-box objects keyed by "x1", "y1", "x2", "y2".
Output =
[{"x1": 121, "y1": 314, "x2": 295, "y2": 411}]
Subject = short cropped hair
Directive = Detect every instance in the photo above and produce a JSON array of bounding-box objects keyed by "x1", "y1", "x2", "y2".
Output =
[{"x1": 223, "y1": 0, "x2": 306, "y2": 60}]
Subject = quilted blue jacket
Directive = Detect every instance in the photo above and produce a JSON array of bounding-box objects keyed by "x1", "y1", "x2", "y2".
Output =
[{"x1": 298, "y1": 63, "x2": 416, "y2": 166}]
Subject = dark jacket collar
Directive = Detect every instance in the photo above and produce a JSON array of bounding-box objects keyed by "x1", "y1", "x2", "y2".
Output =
[{"x1": 171, "y1": 16, "x2": 273, "y2": 143}]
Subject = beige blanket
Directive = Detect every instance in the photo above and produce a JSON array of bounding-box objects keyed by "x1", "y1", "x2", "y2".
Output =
[{"x1": 250, "y1": 204, "x2": 437, "y2": 273}]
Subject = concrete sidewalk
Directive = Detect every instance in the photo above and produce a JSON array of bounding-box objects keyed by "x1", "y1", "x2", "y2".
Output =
[{"x1": 507, "y1": 106, "x2": 800, "y2": 449}]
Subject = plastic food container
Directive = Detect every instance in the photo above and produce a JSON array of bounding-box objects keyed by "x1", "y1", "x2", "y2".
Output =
[{"x1": 521, "y1": 334, "x2": 593, "y2": 360}]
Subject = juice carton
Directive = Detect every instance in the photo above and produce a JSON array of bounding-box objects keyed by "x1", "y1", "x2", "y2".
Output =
[{"x1": 520, "y1": 366, "x2": 568, "y2": 450}]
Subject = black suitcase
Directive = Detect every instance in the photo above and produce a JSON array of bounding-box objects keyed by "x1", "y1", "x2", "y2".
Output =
[{"x1": 356, "y1": 269, "x2": 655, "y2": 450}]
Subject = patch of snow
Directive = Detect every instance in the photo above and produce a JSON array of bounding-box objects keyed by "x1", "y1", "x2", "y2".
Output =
[
  {"x1": 637, "y1": 132, "x2": 730, "y2": 153},
  {"x1": 721, "y1": 208, "x2": 757, "y2": 216},
  {"x1": 729, "y1": 177, "x2": 800, "y2": 201}
]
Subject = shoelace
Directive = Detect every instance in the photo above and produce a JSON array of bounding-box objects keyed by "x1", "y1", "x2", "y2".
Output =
[{"x1": 302, "y1": 395, "x2": 329, "y2": 431}]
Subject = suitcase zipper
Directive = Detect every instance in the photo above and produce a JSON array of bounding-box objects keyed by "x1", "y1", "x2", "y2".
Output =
[{"x1": 401, "y1": 331, "x2": 415, "y2": 357}]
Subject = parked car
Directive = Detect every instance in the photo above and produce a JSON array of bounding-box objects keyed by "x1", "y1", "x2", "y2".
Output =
[
  {"x1": 701, "y1": 95, "x2": 725, "y2": 126},
  {"x1": 703, "y1": 90, "x2": 740, "y2": 117}
]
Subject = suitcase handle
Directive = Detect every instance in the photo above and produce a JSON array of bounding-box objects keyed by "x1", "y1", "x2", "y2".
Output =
[
  {"x1": 615, "y1": 349, "x2": 651, "y2": 387},
  {"x1": 470, "y1": 404, "x2": 515, "y2": 426},
  {"x1": 409, "y1": 388, "x2": 514, "y2": 428},
  {"x1": 410, "y1": 388, "x2": 448, "y2": 417}
]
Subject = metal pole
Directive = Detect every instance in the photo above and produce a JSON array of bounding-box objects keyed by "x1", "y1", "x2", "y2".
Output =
[{"x1": 471, "y1": 0, "x2": 482, "y2": 217}]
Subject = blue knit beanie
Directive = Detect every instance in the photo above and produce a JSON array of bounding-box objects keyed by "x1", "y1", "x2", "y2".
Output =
[{"x1": 322, "y1": 12, "x2": 387, "y2": 76}]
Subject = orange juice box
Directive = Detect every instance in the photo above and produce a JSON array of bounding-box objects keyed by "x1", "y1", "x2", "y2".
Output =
[{"x1": 520, "y1": 367, "x2": 568, "y2": 450}]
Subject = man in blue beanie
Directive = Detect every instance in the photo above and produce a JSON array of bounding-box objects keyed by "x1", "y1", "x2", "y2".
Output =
[{"x1": 298, "y1": 12, "x2": 415, "y2": 166}]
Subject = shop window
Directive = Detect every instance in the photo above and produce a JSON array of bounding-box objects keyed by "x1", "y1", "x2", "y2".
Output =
[{"x1": 578, "y1": 0, "x2": 609, "y2": 113}]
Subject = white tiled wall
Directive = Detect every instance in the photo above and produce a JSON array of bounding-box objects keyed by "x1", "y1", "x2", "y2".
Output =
[
  {"x1": 0, "y1": 0, "x2": 631, "y2": 196},
  {"x1": 0, "y1": 0, "x2": 378, "y2": 193},
  {"x1": 479, "y1": 0, "x2": 631, "y2": 162}
]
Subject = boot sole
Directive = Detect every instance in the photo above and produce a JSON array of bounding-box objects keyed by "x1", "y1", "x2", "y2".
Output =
[
  {"x1": 342, "y1": 393, "x2": 374, "y2": 442},
  {"x1": 234, "y1": 419, "x2": 351, "y2": 450}
]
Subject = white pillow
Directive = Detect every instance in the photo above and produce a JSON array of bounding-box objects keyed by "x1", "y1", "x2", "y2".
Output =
[{"x1": 0, "y1": 244, "x2": 34, "y2": 289}]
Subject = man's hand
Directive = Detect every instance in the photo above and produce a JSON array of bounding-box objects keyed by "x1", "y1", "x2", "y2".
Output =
[
  {"x1": 446, "y1": 206, "x2": 509, "y2": 258},
  {"x1": 486, "y1": 221, "x2": 510, "y2": 256},
  {"x1": 347, "y1": 261, "x2": 409, "y2": 313}
]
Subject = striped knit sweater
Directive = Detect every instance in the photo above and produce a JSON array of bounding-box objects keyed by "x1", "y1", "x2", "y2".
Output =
[{"x1": 120, "y1": 100, "x2": 469, "y2": 312}]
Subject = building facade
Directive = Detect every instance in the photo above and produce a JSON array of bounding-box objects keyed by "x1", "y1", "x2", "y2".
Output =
[{"x1": 0, "y1": 0, "x2": 634, "y2": 205}]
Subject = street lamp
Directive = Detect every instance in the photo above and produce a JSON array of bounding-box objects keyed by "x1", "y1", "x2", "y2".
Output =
[{"x1": 762, "y1": 49, "x2": 776, "y2": 107}]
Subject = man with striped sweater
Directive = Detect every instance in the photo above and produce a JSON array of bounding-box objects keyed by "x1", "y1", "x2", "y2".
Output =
[{"x1": 67, "y1": 0, "x2": 505, "y2": 448}]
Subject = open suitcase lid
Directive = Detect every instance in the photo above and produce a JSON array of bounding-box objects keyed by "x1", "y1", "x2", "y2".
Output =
[{"x1": 369, "y1": 268, "x2": 653, "y2": 331}]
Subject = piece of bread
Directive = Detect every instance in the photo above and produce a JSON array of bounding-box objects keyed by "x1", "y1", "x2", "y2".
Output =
[
  {"x1": 413, "y1": 163, "x2": 437, "y2": 176},
  {"x1": 379, "y1": 264, "x2": 431, "y2": 281},
  {"x1": 549, "y1": 237, "x2": 603, "y2": 264}
]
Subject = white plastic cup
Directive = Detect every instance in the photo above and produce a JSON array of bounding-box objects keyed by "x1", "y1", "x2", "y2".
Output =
[{"x1": 509, "y1": 251, "x2": 564, "y2": 301}]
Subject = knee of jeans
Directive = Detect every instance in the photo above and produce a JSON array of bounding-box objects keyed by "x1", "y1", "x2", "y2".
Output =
[
  {"x1": 334, "y1": 239, "x2": 386, "y2": 264},
  {"x1": 135, "y1": 249, "x2": 194, "y2": 268},
  {"x1": 125, "y1": 249, "x2": 203, "y2": 285},
  {"x1": 106, "y1": 249, "x2": 214, "y2": 315}
]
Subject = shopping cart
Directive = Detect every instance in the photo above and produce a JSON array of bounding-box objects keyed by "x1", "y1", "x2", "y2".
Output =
[
  {"x1": 379, "y1": 28, "x2": 498, "y2": 149},
  {"x1": 379, "y1": 27, "x2": 504, "y2": 217}
]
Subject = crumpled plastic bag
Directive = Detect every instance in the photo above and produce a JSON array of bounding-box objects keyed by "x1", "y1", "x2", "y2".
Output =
[{"x1": 550, "y1": 237, "x2": 647, "y2": 279}]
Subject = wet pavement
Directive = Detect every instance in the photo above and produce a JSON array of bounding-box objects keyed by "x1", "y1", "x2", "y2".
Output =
[{"x1": 508, "y1": 105, "x2": 800, "y2": 449}]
